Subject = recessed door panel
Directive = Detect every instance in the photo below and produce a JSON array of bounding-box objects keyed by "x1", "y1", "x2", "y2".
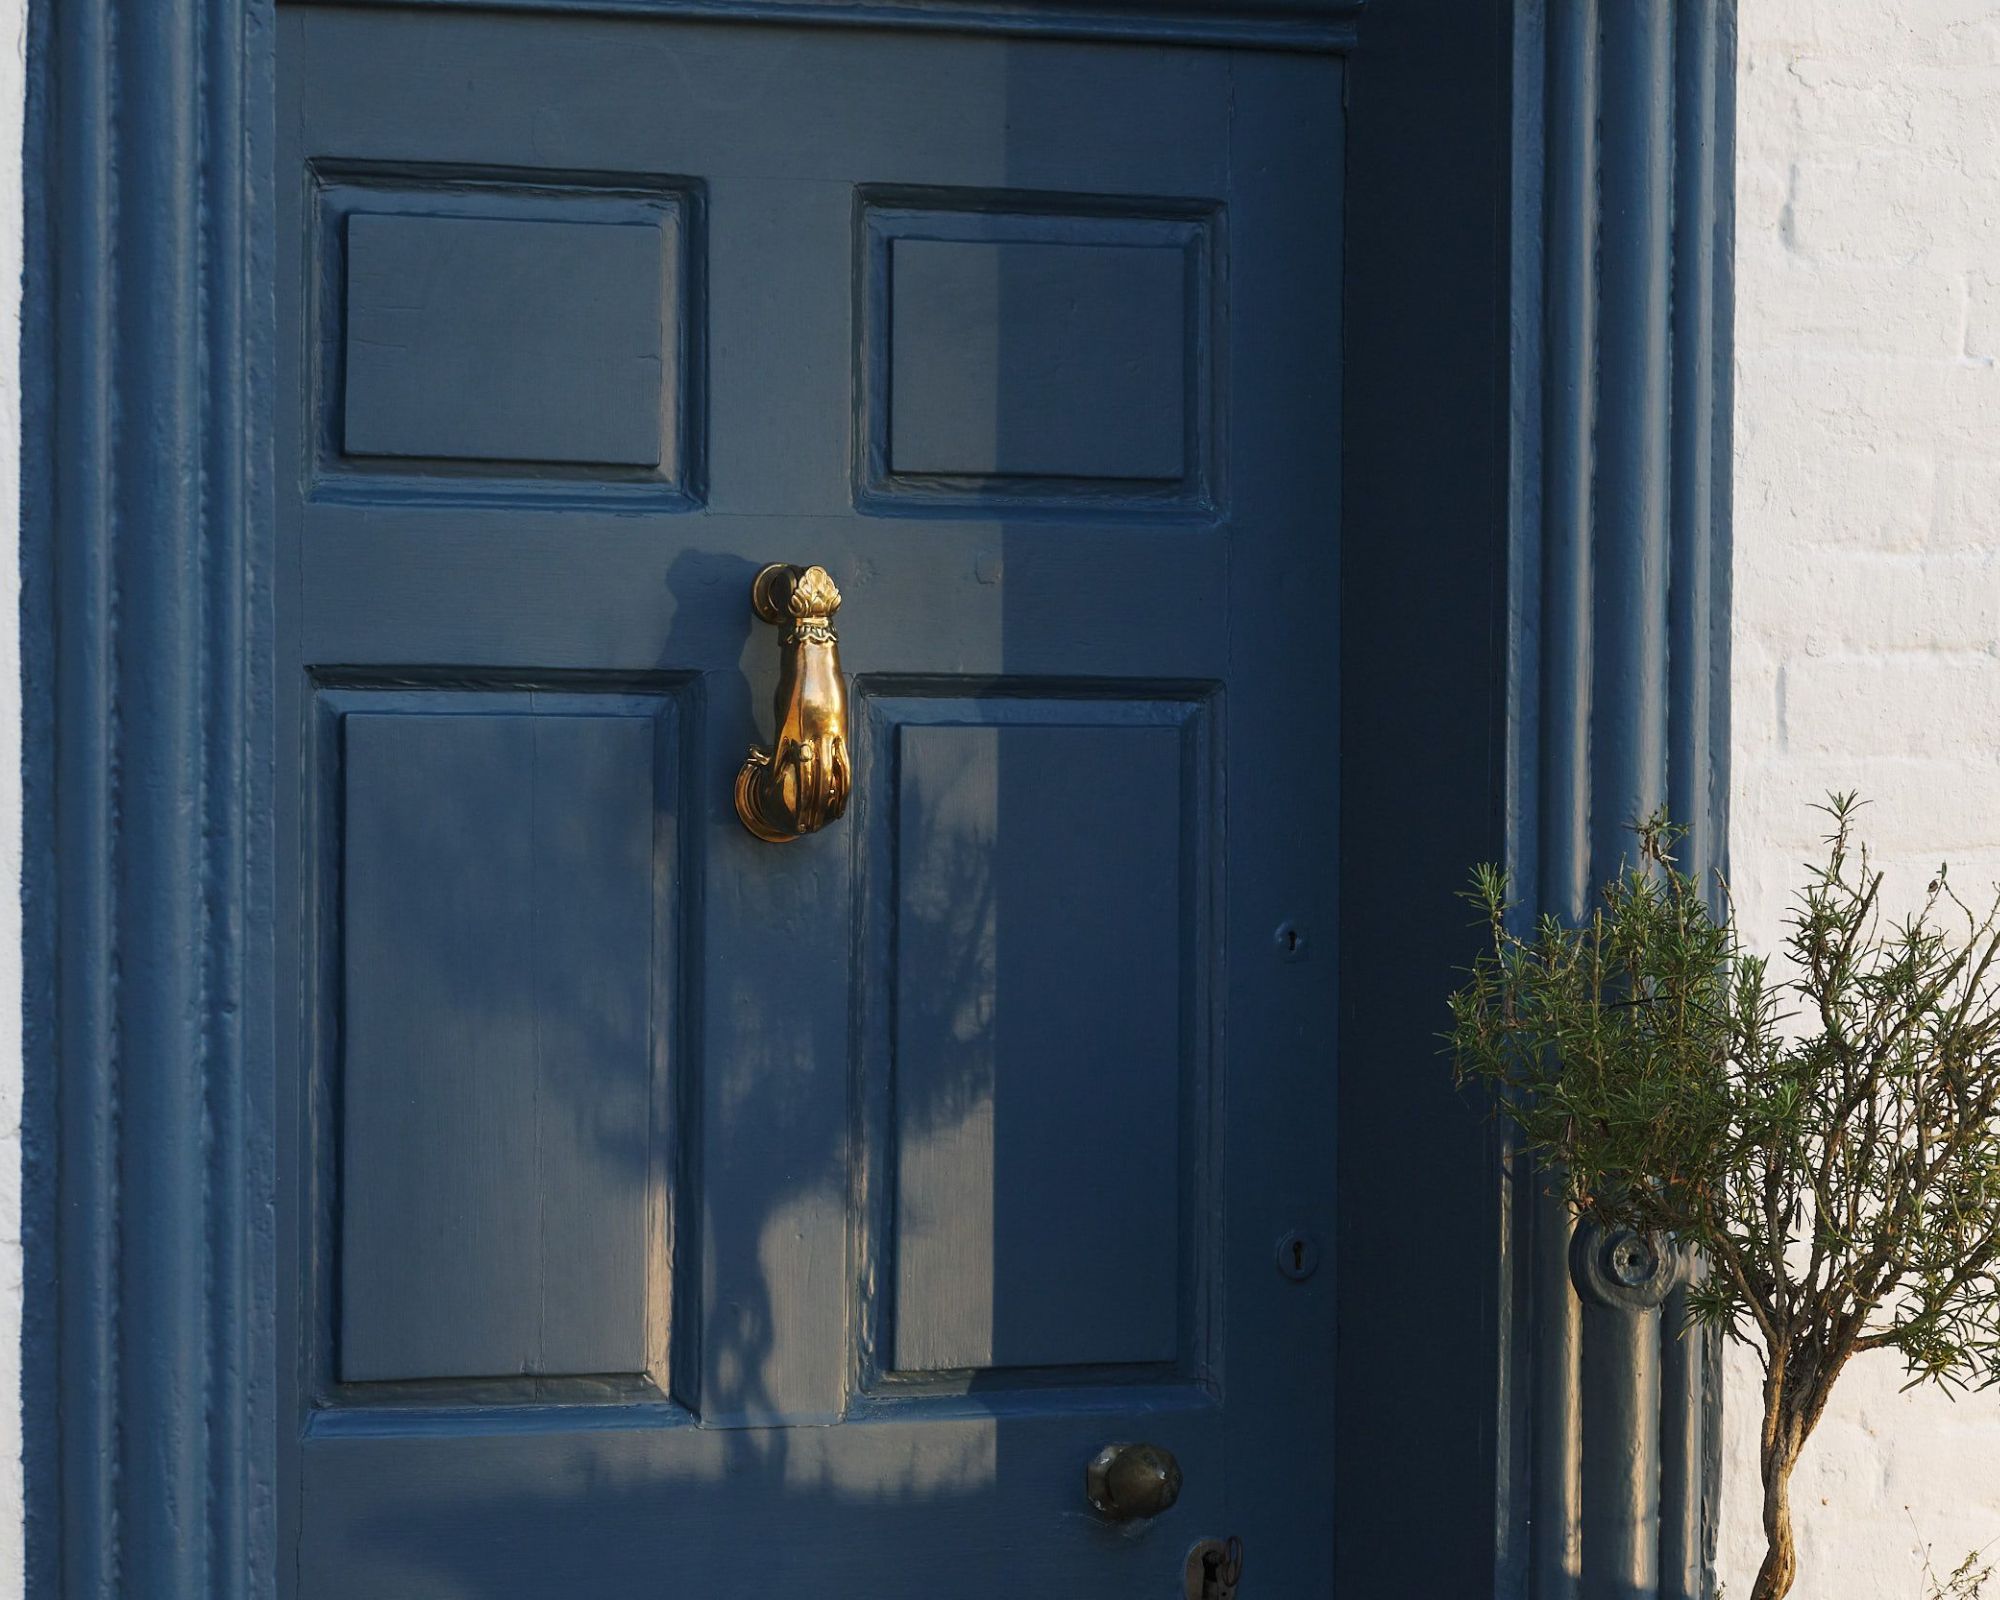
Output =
[
  {"x1": 888, "y1": 238, "x2": 1187, "y2": 480},
  {"x1": 338, "y1": 706, "x2": 665, "y2": 1383},
  {"x1": 886, "y1": 708, "x2": 1201, "y2": 1377},
  {"x1": 343, "y1": 214, "x2": 668, "y2": 468},
  {"x1": 858, "y1": 194, "x2": 1220, "y2": 512}
]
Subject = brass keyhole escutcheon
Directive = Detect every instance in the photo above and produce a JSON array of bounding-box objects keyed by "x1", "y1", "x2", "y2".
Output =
[{"x1": 734, "y1": 563, "x2": 851, "y2": 842}]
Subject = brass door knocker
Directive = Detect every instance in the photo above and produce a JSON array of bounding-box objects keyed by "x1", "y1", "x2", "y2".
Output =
[{"x1": 734, "y1": 563, "x2": 851, "y2": 842}]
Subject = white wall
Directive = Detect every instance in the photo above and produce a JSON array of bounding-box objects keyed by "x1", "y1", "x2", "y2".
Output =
[{"x1": 1722, "y1": 0, "x2": 2000, "y2": 1592}]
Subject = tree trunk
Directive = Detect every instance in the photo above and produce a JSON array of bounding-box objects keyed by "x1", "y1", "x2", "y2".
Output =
[{"x1": 1752, "y1": 1423, "x2": 1802, "y2": 1600}]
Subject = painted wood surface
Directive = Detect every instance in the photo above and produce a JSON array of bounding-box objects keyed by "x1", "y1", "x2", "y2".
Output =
[
  {"x1": 889, "y1": 717, "x2": 1185, "y2": 1375},
  {"x1": 886, "y1": 237, "x2": 1187, "y2": 481},
  {"x1": 290, "y1": 0, "x2": 1364, "y2": 52},
  {"x1": 275, "y1": 8, "x2": 1339, "y2": 1595},
  {"x1": 1511, "y1": 2, "x2": 1736, "y2": 1595},
  {"x1": 338, "y1": 706, "x2": 663, "y2": 1383},
  {"x1": 343, "y1": 214, "x2": 669, "y2": 467}
]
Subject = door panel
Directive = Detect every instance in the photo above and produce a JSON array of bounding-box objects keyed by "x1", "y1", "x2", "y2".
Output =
[
  {"x1": 278, "y1": 7, "x2": 1340, "y2": 1595},
  {"x1": 341, "y1": 213, "x2": 671, "y2": 468},
  {"x1": 312, "y1": 170, "x2": 701, "y2": 506},
  {"x1": 887, "y1": 718, "x2": 1186, "y2": 1376},
  {"x1": 859, "y1": 197, "x2": 1219, "y2": 510},
  {"x1": 337, "y1": 702, "x2": 669, "y2": 1385}
]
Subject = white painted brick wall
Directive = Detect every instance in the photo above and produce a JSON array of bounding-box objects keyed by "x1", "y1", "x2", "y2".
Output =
[{"x1": 1723, "y1": 0, "x2": 2000, "y2": 1592}]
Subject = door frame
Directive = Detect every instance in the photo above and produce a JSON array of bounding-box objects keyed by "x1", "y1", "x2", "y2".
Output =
[{"x1": 18, "y1": 1, "x2": 1735, "y2": 1595}]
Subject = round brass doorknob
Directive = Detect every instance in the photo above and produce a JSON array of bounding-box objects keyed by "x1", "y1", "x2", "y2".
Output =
[{"x1": 1085, "y1": 1441, "x2": 1183, "y2": 1522}]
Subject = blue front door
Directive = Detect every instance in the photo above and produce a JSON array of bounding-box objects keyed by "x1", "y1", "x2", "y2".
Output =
[{"x1": 276, "y1": 8, "x2": 1340, "y2": 1593}]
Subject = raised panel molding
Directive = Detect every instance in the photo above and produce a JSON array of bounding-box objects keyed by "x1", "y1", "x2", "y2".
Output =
[{"x1": 311, "y1": 166, "x2": 704, "y2": 508}]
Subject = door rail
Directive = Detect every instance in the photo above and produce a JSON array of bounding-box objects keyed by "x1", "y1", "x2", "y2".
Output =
[{"x1": 284, "y1": 0, "x2": 1363, "y2": 54}]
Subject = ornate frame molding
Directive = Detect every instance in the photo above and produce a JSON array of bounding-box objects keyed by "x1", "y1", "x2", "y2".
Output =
[
  {"x1": 22, "y1": 0, "x2": 276, "y2": 1593},
  {"x1": 1502, "y1": 2, "x2": 1737, "y2": 1595}
]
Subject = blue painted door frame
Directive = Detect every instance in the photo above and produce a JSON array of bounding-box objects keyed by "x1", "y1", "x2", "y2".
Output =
[{"x1": 19, "y1": 1, "x2": 1734, "y2": 1596}]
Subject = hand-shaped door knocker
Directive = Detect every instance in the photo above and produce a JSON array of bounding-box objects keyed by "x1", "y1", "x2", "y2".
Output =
[{"x1": 734, "y1": 563, "x2": 851, "y2": 842}]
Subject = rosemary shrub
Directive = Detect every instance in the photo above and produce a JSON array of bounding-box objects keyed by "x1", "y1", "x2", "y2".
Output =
[{"x1": 1448, "y1": 798, "x2": 2000, "y2": 1600}]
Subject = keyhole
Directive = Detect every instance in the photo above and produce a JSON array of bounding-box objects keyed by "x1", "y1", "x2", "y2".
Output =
[
  {"x1": 1276, "y1": 1228, "x2": 1317, "y2": 1281},
  {"x1": 1273, "y1": 919, "x2": 1307, "y2": 961},
  {"x1": 1291, "y1": 1238, "x2": 1306, "y2": 1273},
  {"x1": 1185, "y1": 1538, "x2": 1239, "y2": 1599}
]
